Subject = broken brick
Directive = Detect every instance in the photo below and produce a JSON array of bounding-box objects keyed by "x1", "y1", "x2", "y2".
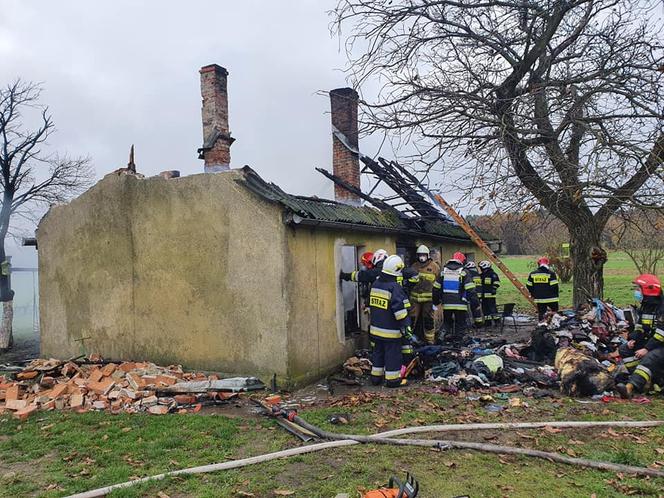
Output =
[
  {"x1": 14, "y1": 404, "x2": 38, "y2": 421},
  {"x1": 48, "y1": 383, "x2": 69, "y2": 399},
  {"x1": 5, "y1": 385, "x2": 19, "y2": 401},
  {"x1": 174, "y1": 394, "x2": 196, "y2": 405},
  {"x1": 87, "y1": 378, "x2": 115, "y2": 395},
  {"x1": 141, "y1": 395, "x2": 158, "y2": 407},
  {"x1": 92, "y1": 400, "x2": 107, "y2": 410},
  {"x1": 148, "y1": 405, "x2": 169, "y2": 415},
  {"x1": 156, "y1": 375, "x2": 177, "y2": 386},
  {"x1": 100, "y1": 363, "x2": 117, "y2": 377},
  {"x1": 70, "y1": 394, "x2": 85, "y2": 408},
  {"x1": 5, "y1": 399, "x2": 28, "y2": 411},
  {"x1": 88, "y1": 369, "x2": 104, "y2": 383},
  {"x1": 17, "y1": 371, "x2": 39, "y2": 380}
]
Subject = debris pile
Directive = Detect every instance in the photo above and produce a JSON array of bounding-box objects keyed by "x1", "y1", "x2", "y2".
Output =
[
  {"x1": 339, "y1": 300, "x2": 639, "y2": 399},
  {"x1": 0, "y1": 355, "x2": 264, "y2": 420}
]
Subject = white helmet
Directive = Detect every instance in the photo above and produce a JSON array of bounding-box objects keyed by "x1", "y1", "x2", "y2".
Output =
[
  {"x1": 372, "y1": 249, "x2": 388, "y2": 266},
  {"x1": 416, "y1": 244, "x2": 430, "y2": 256},
  {"x1": 381, "y1": 255, "x2": 405, "y2": 276},
  {"x1": 466, "y1": 261, "x2": 477, "y2": 269},
  {"x1": 479, "y1": 260, "x2": 491, "y2": 270}
]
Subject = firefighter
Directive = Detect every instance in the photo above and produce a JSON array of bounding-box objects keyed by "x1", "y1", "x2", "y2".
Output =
[
  {"x1": 340, "y1": 249, "x2": 388, "y2": 284},
  {"x1": 526, "y1": 256, "x2": 559, "y2": 320},
  {"x1": 407, "y1": 245, "x2": 440, "y2": 344},
  {"x1": 619, "y1": 274, "x2": 664, "y2": 373},
  {"x1": 479, "y1": 260, "x2": 501, "y2": 327},
  {"x1": 432, "y1": 251, "x2": 476, "y2": 342},
  {"x1": 368, "y1": 255, "x2": 412, "y2": 388},
  {"x1": 465, "y1": 261, "x2": 484, "y2": 329}
]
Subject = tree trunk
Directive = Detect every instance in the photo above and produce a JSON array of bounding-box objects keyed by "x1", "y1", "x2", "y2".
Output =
[
  {"x1": 0, "y1": 300, "x2": 13, "y2": 350},
  {"x1": 0, "y1": 228, "x2": 14, "y2": 350},
  {"x1": 569, "y1": 224, "x2": 606, "y2": 308}
]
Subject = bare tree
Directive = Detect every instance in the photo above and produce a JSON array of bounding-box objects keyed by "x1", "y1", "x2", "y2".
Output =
[
  {"x1": 608, "y1": 209, "x2": 664, "y2": 274},
  {"x1": 0, "y1": 80, "x2": 91, "y2": 350},
  {"x1": 333, "y1": 0, "x2": 664, "y2": 307}
]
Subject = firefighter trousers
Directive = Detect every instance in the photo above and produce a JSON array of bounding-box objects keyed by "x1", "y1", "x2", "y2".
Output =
[
  {"x1": 536, "y1": 302, "x2": 559, "y2": 320},
  {"x1": 481, "y1": 297, "x2": 499, "y2": 325},
  {"x1": 629, "y1": 348, "x2": 664, "y2": 392},
  {"x1": 442, "y1": 310, "x2": 468, "y2": 341},
  {"x1": 370, "y1": 338, "x2": 403, "y2": 387},
  {"x1": 409, "y1": 301, "x2": 435, "y2": 344}
]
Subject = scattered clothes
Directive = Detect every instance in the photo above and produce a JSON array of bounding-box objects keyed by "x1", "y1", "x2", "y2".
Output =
[
  {"x1": 555, "y1": 347, "x2": 614, "y2": 397},
  {"x1": 429, "y1": 361, "x2": 461, "y2": 379}
]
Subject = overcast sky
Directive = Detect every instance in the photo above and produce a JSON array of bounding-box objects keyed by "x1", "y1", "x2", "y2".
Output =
[{"x1": 2, "y1": 0, "x2": 403, "y2": 265}]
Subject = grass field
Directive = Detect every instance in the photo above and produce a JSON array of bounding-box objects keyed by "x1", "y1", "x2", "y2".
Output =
[
  {"x1": 1, "y1": 393, "x2": 663, "y2": 497},
  {"x1": 494, "y1": 252, "x2": 659, "y2": 313}
]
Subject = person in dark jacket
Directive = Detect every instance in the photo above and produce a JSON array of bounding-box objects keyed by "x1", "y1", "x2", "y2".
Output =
[
  {"x1": 619, "y1": 274, "x2": 664, "y2": 373},
  {"x1": 340, "y1": 249, "x2": 388, "y2": 284},
  {"x1": 526, "y1": 257, "x2": 559, "y2": 320},
  {"x1": 432, "y1": 251, "x2": 476, "y2": 342},
  {"x1": 479, "y1": 260, "x2": 501, "y2": 327},
  {"x1": 368, "y1": 255, "x2": 412, "y2": 388},
  {"x1": 465, "y1": 261, "x2": 484, "y2": 328}
]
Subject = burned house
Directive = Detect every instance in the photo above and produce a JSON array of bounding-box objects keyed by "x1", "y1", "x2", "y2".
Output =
[{"x1": 37, "y1": 64, "x2": 493, "y2": 386}]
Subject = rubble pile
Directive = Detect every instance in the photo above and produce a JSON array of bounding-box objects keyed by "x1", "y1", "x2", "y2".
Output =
[
  {"x1": 0, "y1": 355, "x2": 263, "y2": 420},
  {"x1": 342, "y1": 300, "x2": 638, "y2": 399}
]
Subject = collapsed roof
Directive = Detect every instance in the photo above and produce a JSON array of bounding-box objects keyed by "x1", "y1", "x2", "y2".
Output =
[{"x1": 238, "y1": 166, "x2": 493, "y2": 243}]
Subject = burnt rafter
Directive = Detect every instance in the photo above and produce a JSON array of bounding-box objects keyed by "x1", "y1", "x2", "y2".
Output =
[
  {"x1": 315, "y1": 167, "x2": 395, "y2": 212},
  {"x1": 360, "y1": 156, "x2": 453, "y2": 223}
]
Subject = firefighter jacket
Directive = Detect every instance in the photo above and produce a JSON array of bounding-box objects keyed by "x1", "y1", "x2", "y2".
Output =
[
  {"x1": 369, "y1": 274, "x2": 411, "y2": 341},
  {"x1": 409, "y1": 258, "x2": 440, "y2": 303},
  {"x1": 642, "y1": 299, "x2": 664, "y2": 351},
  {"x1": 432, "y1": 260, "x2": 476, "y2": 311},
  {"x1": 630, "y1": 296, "x2": 663, "y2": 343},
  {"x1": 467, "y1": 267, "x2": 482, "y2": 292},
  {"x1": 399, "y1": 267, "x2": 420, "y2": 295},
  {"x1": 351, "y1": 267, "x2": 380, "y2": 283},
  {"x1": 526, "y1": 266, "x2": 559, "y2": 304},
  {"x1": 480, "y1": 268, "x2": 501, "y2": 299}
]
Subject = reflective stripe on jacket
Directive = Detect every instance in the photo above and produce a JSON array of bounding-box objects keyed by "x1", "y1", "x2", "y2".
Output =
[
  {"x1": 369, "y1": 275, "x2": 411, "y2": 341},
  {"x1": 526, "y1": 266, "x2": 559, "y2": 304}
]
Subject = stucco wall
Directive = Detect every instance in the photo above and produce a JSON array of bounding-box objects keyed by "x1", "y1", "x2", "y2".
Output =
[
  {"x1": 38, "y1": 169, "x2": 480, "y2": 387},
  {"x1": 284, "y1": 228, "x2": 395, "y2": 384},
  {"x1": 38, "y1": 171, "x2": 290, "y2": 379}
]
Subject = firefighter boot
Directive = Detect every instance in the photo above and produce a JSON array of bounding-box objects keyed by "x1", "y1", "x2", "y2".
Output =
[
  {"x1": 424, "y1": 329, "x2": 436, "y2": 345},
  {"x1": 616, "y1": 383, "x2": 634, "y2": 399}
]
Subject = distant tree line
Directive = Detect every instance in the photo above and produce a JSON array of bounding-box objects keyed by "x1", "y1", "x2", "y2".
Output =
[{"x1": 469, "y1": 209, "x2": 664, "y2": 275}]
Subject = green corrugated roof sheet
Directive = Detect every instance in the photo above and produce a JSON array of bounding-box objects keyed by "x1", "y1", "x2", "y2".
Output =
[{"x1": 237, "y1": 166, "x2": 490, "y2": 242}]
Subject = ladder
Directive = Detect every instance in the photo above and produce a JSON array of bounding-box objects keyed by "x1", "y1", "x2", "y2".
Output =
[{"x1": 369, "y1": 157, "x2": 536, "y2": 308}]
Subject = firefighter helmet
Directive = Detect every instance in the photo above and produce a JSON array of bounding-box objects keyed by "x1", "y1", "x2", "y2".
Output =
[
  {"x1": 360, "y1": 251, "x2": 374, "y2": 269},
  {"x1": 416, "y1": 244, "x2": 430, "y2": 256},
  {"x1": 633, "y1": 274, "x2": 662, "y2": 297},
  {"x1": 451, "y1": 251, "x2": 466, "y2": 264},
  {"x1": 372, "y1": 249, "x2": 388, "y2": 266},
  {"x1": 466, "y1": 261, "x2": 477, "y2": 269},
  {"x1": 537, "y1": 256, "x2": 550, "y2": 266},
  {"x1": 479, "y1": 260, "x2": 491, "y2": 270},
  {"x1": 382, "y1": 255, "x2": 405, "y2": 276}
]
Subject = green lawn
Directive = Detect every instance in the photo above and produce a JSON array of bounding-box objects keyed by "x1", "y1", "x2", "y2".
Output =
[
  {"x1": 494, "y1": 252, "x2": 657, "y2": 313},
  {"x1": 2, "y1": 392, "x2": 663, "y2": 497}
]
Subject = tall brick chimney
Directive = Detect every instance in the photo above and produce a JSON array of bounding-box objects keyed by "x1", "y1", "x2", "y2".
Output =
[
  {"x1": 198, "y1": 64, "x2": 235, "y2": 172},
  {"x1": 330, "y1": 87, "x2": 361, "y2": 206}
]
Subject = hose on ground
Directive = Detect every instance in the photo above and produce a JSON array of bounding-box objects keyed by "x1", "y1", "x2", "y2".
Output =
[{"x1": 66, "y1": 419, "x2": 664, "y2": 498}]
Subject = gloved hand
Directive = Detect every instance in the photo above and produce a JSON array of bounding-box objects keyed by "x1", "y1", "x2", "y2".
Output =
[{"x1": 339, "y1": 271, "x2": 352, "y2": 281}]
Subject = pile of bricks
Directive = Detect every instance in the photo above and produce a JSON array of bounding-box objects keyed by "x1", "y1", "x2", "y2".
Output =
[{"x1": 0, "y1": 356, "x2": 239, "y2": 420}]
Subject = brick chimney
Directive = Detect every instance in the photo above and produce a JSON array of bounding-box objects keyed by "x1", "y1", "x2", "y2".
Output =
[
  {"x1": 330, "y1": 88, "x2": 361, "y2": 205},
  {"x1": 198, "y1": 64, "x2": 235, "y2": 172}
]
